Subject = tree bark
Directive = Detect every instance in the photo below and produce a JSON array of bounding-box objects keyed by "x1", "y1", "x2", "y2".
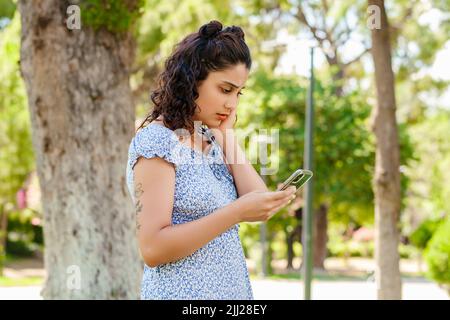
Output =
[
  {"x1": 313, "y1": 204, "x2": 328, "y2": 269},
  {"x1": 286, "y1": 208, "x2": 302, "y2": 270},
  {"x1": 286, "y1": 232, "x2": 294, "y2": 270},
  {"x1": 286, "y1": 224, "x2": 302, "y2": 270},
  {"x1": 18, "y1": 1, "x2": 141, "y2": 299},
  {"x1": 368, "y1": 0, "x2": 402, "y2": 300}
]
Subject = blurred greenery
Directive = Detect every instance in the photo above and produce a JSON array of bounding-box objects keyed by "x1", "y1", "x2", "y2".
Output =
[
  {"x1": 6, "y1": 208, "x2": 43, "y2": 257},
  {"x1": 0, "y1": 275, "x2": 43, "y2": 287},
  {"x1": 0, "y1": 12, "x2": 38, "y2": 274},
  {"x1": 0, "y1": 0, "x2": 15, "y2": 27},
  {"x1": 80, "y1": 0, "x2": 145, "y2": 33},
  {"x1": 424, "y1": 216, "x2": 450, "y2": 287},
  {"x1": 410, "y1": 218, "x2": 443, "y2": 250},
  {"x1": 0, "y1": 0, "x2": 448, "y2": 290}
]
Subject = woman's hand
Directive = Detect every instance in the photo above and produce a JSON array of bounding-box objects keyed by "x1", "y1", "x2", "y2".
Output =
[
  {"x1": 210, "y1": 108, "x2": 237, "y2": 152},
  {"x1": 217, "y1": 107, "x2": 237, "y2": 133},
  {"x1": 230, "y1": 186, "x2": 297, "y2": 223}
]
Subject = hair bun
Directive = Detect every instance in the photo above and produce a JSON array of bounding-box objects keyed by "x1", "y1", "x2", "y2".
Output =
[
  {"x1": 199, "y1": 20, "x2": 223, "y2": 40},
  {"x1": 223, "y1": 26, "x2": 245, "y2": 40}
]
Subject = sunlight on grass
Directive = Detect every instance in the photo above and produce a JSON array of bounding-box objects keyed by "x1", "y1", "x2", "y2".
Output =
[
  {"x1": 249, "y1": 272, "x2": 369, "y2": 282},
  {"x1": 0, "y1": 276, "x2": 44, "y2": 287}
]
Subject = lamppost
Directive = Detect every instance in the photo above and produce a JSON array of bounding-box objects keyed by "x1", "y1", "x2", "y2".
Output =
[
  {"x1": 260, "y1": 38, "x2": 316, "y2": 299},
  {"x1": 260, "y1": 174, "x2": 268, "y2": 277},
  {"x1": 302, "y1": 46, "x2": 315, "y2": 300}
]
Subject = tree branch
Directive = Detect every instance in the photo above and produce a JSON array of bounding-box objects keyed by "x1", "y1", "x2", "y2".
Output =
[
  {"x1": 294, "y1": 5, "x2": 326, "y2": 46},
  {"x1": 343, "y1": 46, "x2": 371, "y2": 67},
  {"x1": 389, "y1": 3, "x2": 416, "y2": 43},
  {"x1": 335, "y1": 17, "x2": 352, "y2": 47},
  {"x1": 294, "y1": 3, "x2": 338, "y2": 64},
  {"x1": 321, "y1": 0, "x2": 329, "y2": 14}
]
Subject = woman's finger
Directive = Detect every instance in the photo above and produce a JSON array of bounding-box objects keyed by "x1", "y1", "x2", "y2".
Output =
[
  {"x1": 271, "y1": 192, "x2": 295, "y2": 208},
  {"x1": 268, "y1": 202, "x2": 289, "y2": 218},
  {"x1": 269, "y1": 187, "x2": 296, "y2": 201}
]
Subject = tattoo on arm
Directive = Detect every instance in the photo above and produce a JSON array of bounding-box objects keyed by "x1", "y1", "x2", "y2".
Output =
[{"x1": 134, "y1": 183, "x2": 144, "y2": 230}]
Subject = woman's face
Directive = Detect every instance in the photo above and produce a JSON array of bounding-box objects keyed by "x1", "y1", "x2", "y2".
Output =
[{"x1": 193, "y1": 63, "x2": 249, "y2": 128}]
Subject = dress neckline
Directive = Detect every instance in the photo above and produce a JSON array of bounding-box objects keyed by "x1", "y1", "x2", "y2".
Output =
[{"x1": 146, "y1": 122, "x2": 216, "y2": 158}]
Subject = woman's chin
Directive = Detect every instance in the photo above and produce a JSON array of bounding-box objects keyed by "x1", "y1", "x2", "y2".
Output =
[
  {"x1": 204, "y1": 119, "x2": 221, "y2": 128},
  {"x1": 194, "y1": 116, "x2": 222, "y2": 129}
]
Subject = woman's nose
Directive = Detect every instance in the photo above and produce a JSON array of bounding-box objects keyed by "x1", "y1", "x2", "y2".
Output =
[{"x1": 226, "y1": 98, "x2": 239, "y2": 111}]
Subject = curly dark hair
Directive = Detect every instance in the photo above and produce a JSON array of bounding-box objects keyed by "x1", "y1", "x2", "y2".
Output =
[{"x1": 136, "y1": 20, "x2": 252, "y2": 134}]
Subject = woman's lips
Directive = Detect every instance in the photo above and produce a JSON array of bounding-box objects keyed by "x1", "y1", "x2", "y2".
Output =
[{"x1": 217, "y1": 113, "x2": 228, "y2": 120}]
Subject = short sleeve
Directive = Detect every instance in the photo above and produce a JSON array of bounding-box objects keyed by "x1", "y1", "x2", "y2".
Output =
[{"x1": 128, "y1": 125, "x2": 181, "y2": 171}]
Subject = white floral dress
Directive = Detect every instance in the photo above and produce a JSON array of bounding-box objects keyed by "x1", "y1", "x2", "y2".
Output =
[{"x1": 125, "y1": 124, "x2": 254, "y2": 300}]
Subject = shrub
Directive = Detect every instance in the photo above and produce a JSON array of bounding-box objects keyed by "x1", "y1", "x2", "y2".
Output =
[
  {"x1": 410, "y1": 218, "x2": 442, "y2": 249},
  {"x1": 424, "y1": 217, "x2": 450, "y2": 291},
  {"x1": 6, "y1": 209, "x2": 43, "y2": 257}
]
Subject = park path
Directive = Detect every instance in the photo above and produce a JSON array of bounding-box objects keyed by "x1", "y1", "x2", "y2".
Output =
[
  {"x1": 1, "y1": 257, "x2": 447, "y2": 300},
  {"x1": 0, "y1": 278, "x2": 447, "y2": 300}
]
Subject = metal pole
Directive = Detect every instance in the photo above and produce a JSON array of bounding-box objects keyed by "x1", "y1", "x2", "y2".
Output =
[
  {"x1": 302, "y1": 47, "x2": 315, "y2": 300},
  {"x1": 260, "y1": 174, "x2": 268, "y2": 277}
]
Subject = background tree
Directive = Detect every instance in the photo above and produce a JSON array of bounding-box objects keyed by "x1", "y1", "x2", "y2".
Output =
[
  {"x1": 369, "y1": 0, "x2": 402, "y2": 299},
  {"x1": 18, "y1": 0, "x2": 143, "y2": 299},
  {"x1": 238, "y1": 0, "x2": 445, "y2": 271},
  {"x1": 236, "y1": 70, "x2": 377, "y2": 271}
]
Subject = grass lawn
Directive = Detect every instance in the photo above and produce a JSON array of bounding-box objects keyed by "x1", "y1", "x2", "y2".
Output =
[
  {"x1": 250, "y1": 272, "x2": 369, "y2": 282},
  {"x1": 249, "y1": 271, "x2": 428, "y2": 282},
  {"x1": 0, "y1": 276, "x2": 44, "y2": 287},
  {"x1": 1, "y1": 253, "x2": 44, "y2": 287}
]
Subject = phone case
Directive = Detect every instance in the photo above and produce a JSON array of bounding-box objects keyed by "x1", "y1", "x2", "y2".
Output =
[{"x1": 278, "y1": 169, "x2": 313, "y2": 191}]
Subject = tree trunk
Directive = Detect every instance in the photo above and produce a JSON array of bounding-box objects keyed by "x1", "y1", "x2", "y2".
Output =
[
  {"x1": 18, "y1": 1, "x2": 141, "y2": 299},
  {"x1": 286, "y1": 230, "x2": 295, "y2": 270},
  {"x1": 368, "y1": 0, "x2": 402, "y2": 300},
  {"x1": 286, "y1": 208, "x2": 302, "y2": 270},
  {"x1": 313, "y1": 204, "x2": 328, "y2": 269},
  {"x1": 286, "y1": 224, "x2": 302, "y2": 270}
]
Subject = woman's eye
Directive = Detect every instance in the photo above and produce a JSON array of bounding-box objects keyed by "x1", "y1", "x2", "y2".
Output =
[{"x1": 222, "y1": 88, "x2": 243, "y2": 96}]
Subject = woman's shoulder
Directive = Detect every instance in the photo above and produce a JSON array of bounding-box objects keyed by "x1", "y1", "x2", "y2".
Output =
[
  {"x1": 136, "y1": 120, "x2": 170, "y2": 135},
  {"x1": 128, "y1": 121, "x2": 182, "y2": 169},
  {"x1": 134, "y1": 121, "x2": 178, "y2": 144}
]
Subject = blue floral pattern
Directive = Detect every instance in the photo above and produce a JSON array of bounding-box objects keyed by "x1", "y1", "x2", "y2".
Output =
[{"x1": 125, "y1": 124, "x2": 254, "y2": 300}]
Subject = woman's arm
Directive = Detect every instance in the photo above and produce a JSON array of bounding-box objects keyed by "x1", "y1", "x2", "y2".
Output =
[
  {"x1": 133, "y1": 156, "x2": 241, "y2": 267},
  {"x1": 212, "y1": 128, "x2": 269, "y2": 196},
  {"x1": 133, "y1": 155, "x2": 296, "y2": 267}
]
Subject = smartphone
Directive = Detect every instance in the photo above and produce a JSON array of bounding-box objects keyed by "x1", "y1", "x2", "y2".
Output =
[{"x1": 277, "y1": 169, "x2": 313, "y2": 191}]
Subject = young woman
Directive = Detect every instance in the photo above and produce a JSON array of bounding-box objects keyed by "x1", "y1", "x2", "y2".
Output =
[{"x1": 126, "y1": 20, "x2": 297, "y2": 300}]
